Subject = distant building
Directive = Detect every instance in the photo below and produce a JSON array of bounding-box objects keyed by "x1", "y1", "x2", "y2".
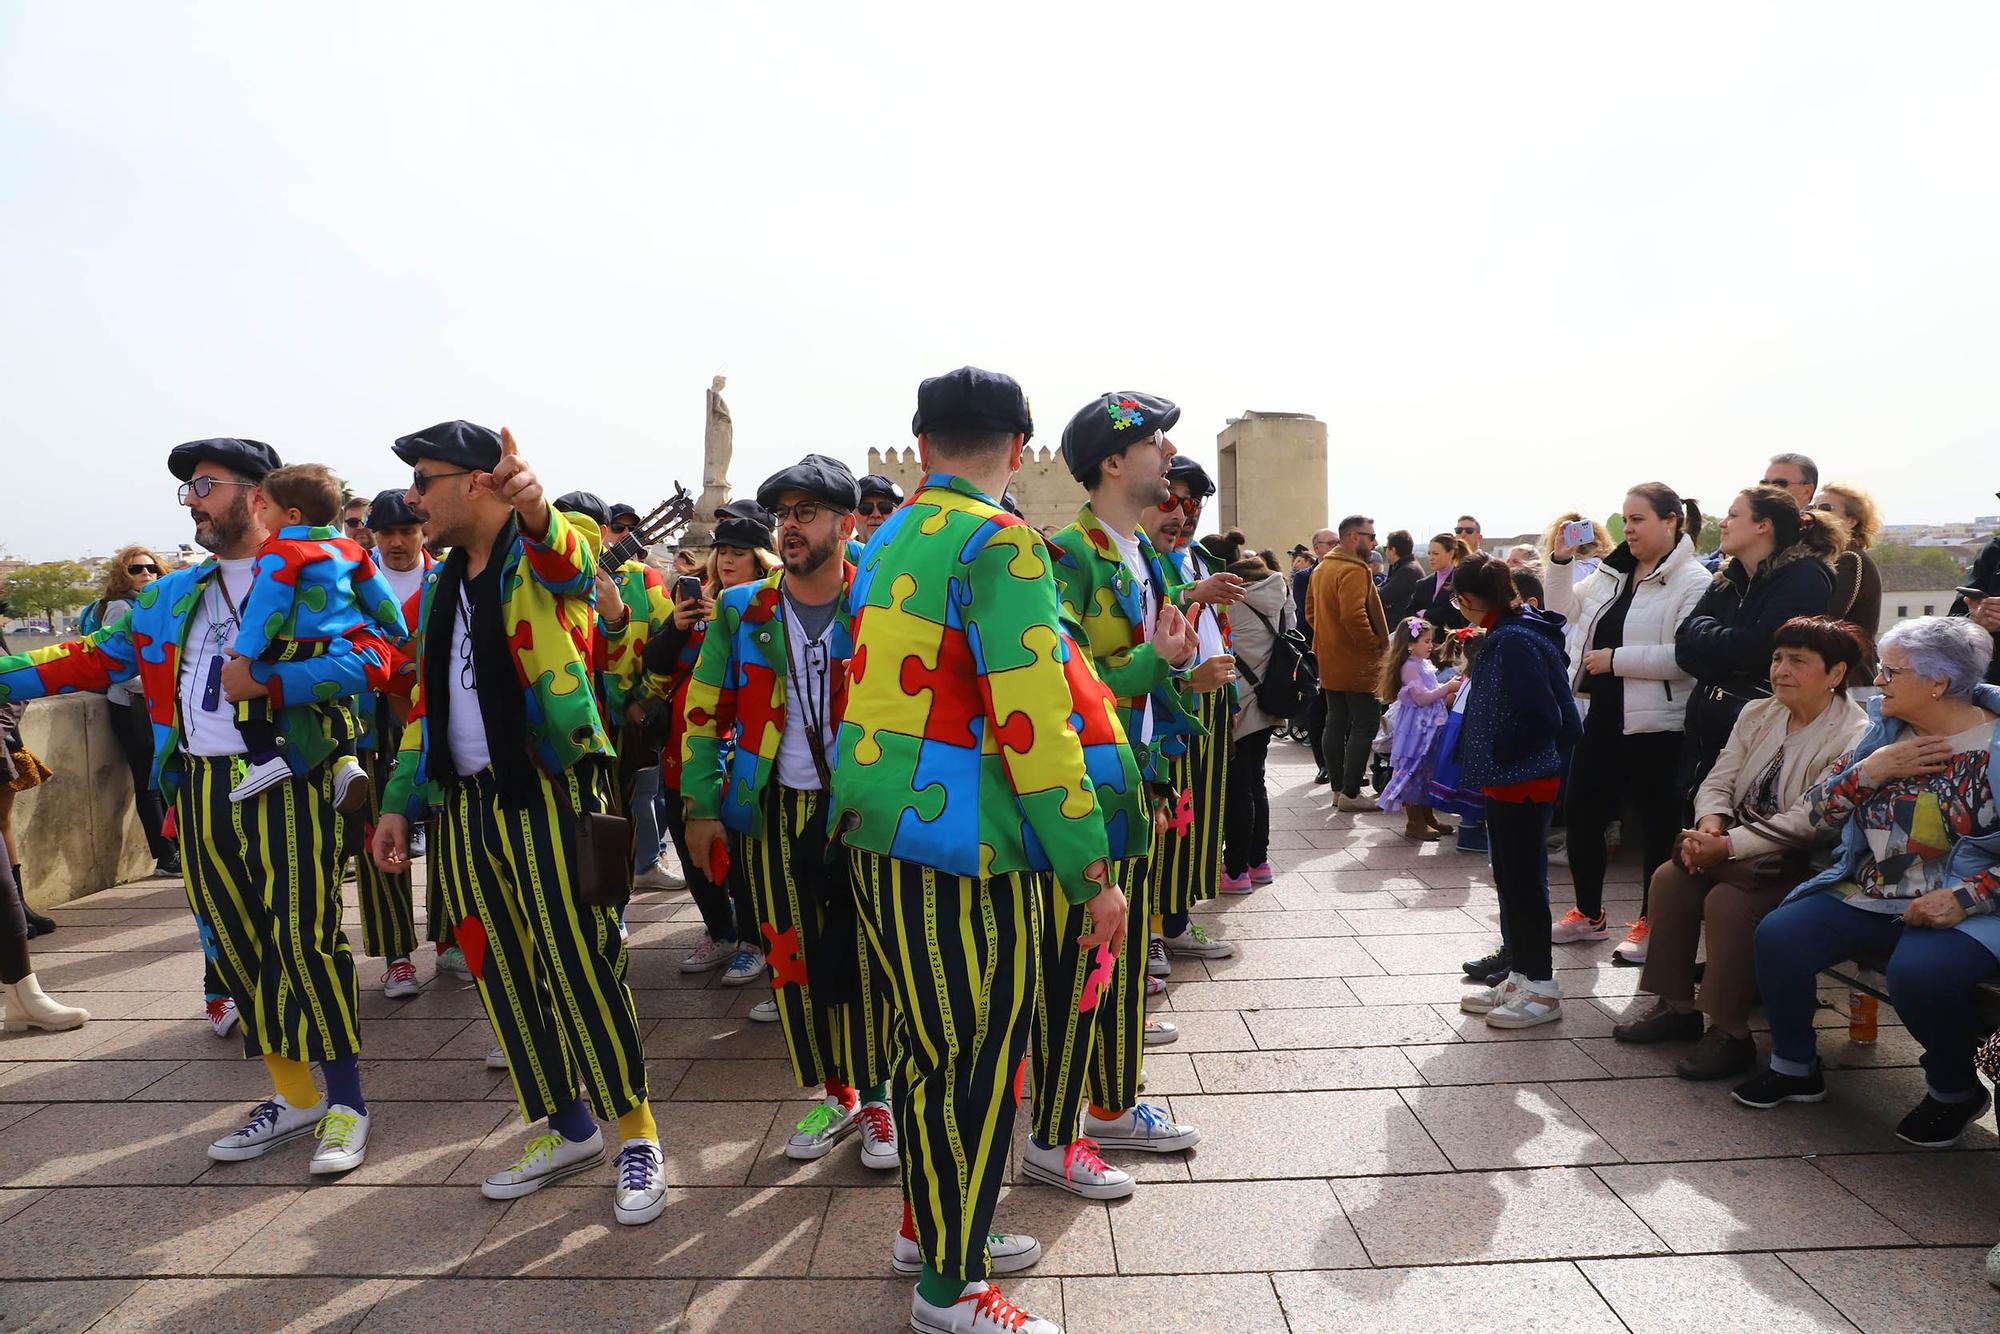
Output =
[
  {"x1": 864, "y1": 444, "x2": 1084, "y2": 534},
  {"x1": 1215, "y1": 411, "x2": 1329, "y2": 553}
]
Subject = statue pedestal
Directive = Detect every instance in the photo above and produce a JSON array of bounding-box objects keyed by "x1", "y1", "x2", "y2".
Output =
[{"x1": 687, "y1": 483, "x2": 733, "y2": 546}]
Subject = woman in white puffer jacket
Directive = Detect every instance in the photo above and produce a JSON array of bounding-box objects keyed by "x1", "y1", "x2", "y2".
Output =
[{"x1": 1542, "y1": 483, "x2": 1710, "y2": 963}]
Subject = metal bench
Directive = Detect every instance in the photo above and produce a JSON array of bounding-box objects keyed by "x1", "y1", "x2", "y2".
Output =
[{"x1": 1821, "y1": 957, "x2": 2000, "y2": 1034}]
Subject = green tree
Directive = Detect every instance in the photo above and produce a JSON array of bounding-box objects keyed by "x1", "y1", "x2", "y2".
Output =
[
  {"x1": 1871, "y1": 543, "x2": 1967, "y2": 582},
  {"x1": 1697, "y1": 514, "x2": 1721, "y2": 553},
  {"x1": 2, "y1": 561, "x2": 98, "y2": 626}
]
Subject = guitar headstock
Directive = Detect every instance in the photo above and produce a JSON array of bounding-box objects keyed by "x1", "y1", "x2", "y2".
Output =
[{"x1": 599, "y1": 484, "x2": 696, "y2": 573}]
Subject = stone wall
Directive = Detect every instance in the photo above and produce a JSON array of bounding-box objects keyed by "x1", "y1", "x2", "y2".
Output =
[
  {"x1": 1216, "y1": 411, "x2": 1329, "y2": 554},
  {"x1": 864, "y1": 445, "x2": 1087, "y2": 533},
  {"x1": 12, "y1": 694, "x2": 155, "y2": 907}
]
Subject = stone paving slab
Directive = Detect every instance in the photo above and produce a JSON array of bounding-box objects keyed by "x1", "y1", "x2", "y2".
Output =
[{"x1": 2, "y1": 742, "x2": 1996, "y2": 1330}]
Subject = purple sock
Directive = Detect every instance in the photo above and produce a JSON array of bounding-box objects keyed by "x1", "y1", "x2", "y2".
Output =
[
  {"x1": 319, "y1": 1055, "x2": 366, "y2": 1115},
  {"x1": 548, "y1": 1095, "x2": 596, "y2": 1143}
]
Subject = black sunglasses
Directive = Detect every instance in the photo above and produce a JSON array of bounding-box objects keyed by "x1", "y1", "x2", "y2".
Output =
[
  {"x1": 857, "y1": 501, "x2": 898, "y2": 517},
  {"x1": 344, "y1": 517, "x2": 368, "y2": 529},
  {"x1": 127, "y1": 562, "x2": 161, "y2": 575},
  {"x1": 411, "y1": 468, "x2": 474, "y2": 495}
]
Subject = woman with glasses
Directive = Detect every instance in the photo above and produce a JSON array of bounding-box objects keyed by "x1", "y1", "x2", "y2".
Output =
[
  {"x1": 1736, "y1": 617, "x2": 2000, "y2": 1148},
  {"x1": 81, "y1": 546, "x2": 179, "y2": 879}
]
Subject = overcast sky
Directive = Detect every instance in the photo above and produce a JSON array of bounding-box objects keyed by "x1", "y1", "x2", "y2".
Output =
[{"x1": 4, "y1": 1, "x2": 1996, "y2": 562}]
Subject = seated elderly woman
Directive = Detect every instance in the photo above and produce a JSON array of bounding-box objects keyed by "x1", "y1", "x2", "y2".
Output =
[
  {"x1": 1735, "y1": 616, "x2": 2000, "y2": 1147},
  {"x1": 1612, "y1": 618, "x2": 1868, "y2": 1079}
]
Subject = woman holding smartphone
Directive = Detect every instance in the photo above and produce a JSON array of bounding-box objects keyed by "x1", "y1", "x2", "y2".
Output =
[{"x1": 1542, "y1": 484, "x2": 1710, "y2": 965}]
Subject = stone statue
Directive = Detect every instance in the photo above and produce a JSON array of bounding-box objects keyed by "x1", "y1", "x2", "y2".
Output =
[
  {"x1": 703, "y1": 374, "x2": 733, "y2": 490},
  {"x1": 691, "y1": 374, "x2": 735, "y2": 544}
]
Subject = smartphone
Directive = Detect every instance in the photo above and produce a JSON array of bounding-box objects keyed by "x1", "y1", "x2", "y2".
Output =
[
  {"x1": 1561, "y1": 519, "x2": 1594, "y2": 548},
  {"x1": 674, "y1": 575, "x2": 702, "y2": 604},
  {"x1": 1958, "y1": 586, "x2": 1988, "y2": 603}
]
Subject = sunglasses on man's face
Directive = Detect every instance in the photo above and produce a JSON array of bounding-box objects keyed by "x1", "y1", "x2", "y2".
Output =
[
  {"x1": 410, "y1": 468, "x2": 474, "y2": 495},
  {"x1": 1155, "y1": 495, "x2": 1199, "y2": 517},
  {"x1": 608, "y1": 522, "x2": 636, "y2": 535},
  {"x1": 858, "y1": 500, "x2": 897, "y2": 517},
  {"x1": 127, "y1": 562, "x2": 160, "y2": 575},
  {"x1": 344, "y1": 517, "x2": 368, "y2": 530},
  {"x1": 1454, "y1": 526, "x2": 1477, "y2": 535}
]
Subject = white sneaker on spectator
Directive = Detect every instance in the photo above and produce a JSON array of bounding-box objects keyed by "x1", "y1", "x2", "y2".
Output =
[
  {"x1": 893, "y1": 1229, "x2": 1041, "y2": 1276},
  {"x1": 1081, "y1": 1103, "x2": 1200, "y2": 1153},
  {"x1": 482, "y1": 1128, "x2": 605, "y2": 1199},
  {"x1": 1337, "y1": 791, "x2": 1380, "y2": 813},
  {"x1": 633, "y1": 861, "x2": 683, "y2": 892},
  {"x1": 1021, "y1": 1137, "x2": 1134, "y2": 1199},
  {"x1": 749, "y1": 998, "x2": 779, "y2": 1023},
  {"x1": 722, "y1": 947, "x2": 765, "y2": 986},
  {"x1": 1486, "y1": 978, "x2": 1562, "y2": 1029},
  {"x1": 1461, "y1": 973, "x2": 1522, "y2": 1015},
  {"x1": 1143, "y1": 1018, "x2": 1178, "y2": 1047},
  {"x1": 680, "y1": 936, "x2": 733, "y2": 973},
  {"x1": 1145, "y1": 974, "x2": 1167, "y2": 998},
  {"x1": 1550, "y1": 909, "x2": 1608, "y2": 943},
  {"x1": 485, "y1": 1044, "x2": 509, "y2": 1070}
]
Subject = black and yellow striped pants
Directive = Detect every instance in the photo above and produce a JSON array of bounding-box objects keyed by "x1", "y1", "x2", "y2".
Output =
[
  {"x1": 1151, "y1": 689, "x2": 1232, "y2": 914},
  {"x1": 350, "y1": 725, "x2": 417, "y2": 960},
  {"x1": 177, "y1": 755, "x2": 361, "y2": 1062},
  {"x1": 432, "y1": 761, "x2": 648, "y2": 1124},
  {"x1": 743, "y1": 784, "x2": 896, "y2": 1090},
  {"x1": 852, "y1": 848, "x2": 1041, "y2": 1285},
  {"x1": 1030, "y1": 855, "x2": 1150, "y2": 1144}
]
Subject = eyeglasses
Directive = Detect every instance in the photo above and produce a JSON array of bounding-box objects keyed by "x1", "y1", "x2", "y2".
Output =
[
  {"x1": 857, "y1": 500, "x2": 898, "y2": 517},
  {"x1": 767, "y1": 501, "x2": 829, "y2": 526},
  {"x1": 410, "y1": 468, "x2": 474, "y2": 495},
  {"x1": 176, "y1": 477, "x2": 256, "y2": 503},
  {"x1": 126, "y1": 562, "x2": 161, "y2": 575},
  {"x1": 1356, "y1": 530, "x2": 1378, "y2": 541},
  {"x1": 1875, "y1": 663, "x2": 1910, "y2": 684}
]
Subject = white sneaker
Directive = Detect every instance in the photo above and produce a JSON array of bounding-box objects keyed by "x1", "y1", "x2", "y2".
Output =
[
  {"x1": 1612, "y1": 918, "x2": 1651, "y2": 966},
  {"x1": 679, "y1": 936, "x2": 733, "y2": 973},
  {"x1": 1487, "y1": 979, "x2": 1563, "y2": 1029},
  {"x1": 785, "y1": 1095, "x2": 859, "y2": 1160},
  {"x1": 749, "y1": 998, "x2": 779, "y2": 1023},
  {"x1": 1021, "y1": 1137, "x2": 1134, "y2": 1199},
  {"x1": 1162, "y1": 923, "x2": 1234, "y2": 959},
  {"x1": 229, "y1": 755, "x2": 292, "y2": 802},
  {"x1": 1461, "y1": 973, "x2": 1522, "y2": 1015},
  {"x1": 1145, "y1": 974, "x2": 1167, "y2": 998},
  {"x1": 309, "y1": 1104, "x2": 369, "y2": 1174},
  {"x1": 1337, "y1": 791, "x2": 1380, "y2": 813},
  {"x1": 436, "y1": 945, "x2": 472, "y2": 981},
  {"x1": 382, "y1": 957, "x2": 420, "y2": 998},
  {"x1": 485, "y1": 1044, "x2": 509, "y2": 1070},
  {"x1": 208, "y1": 1095, "x2": 325, "y2": 1161},
  {"x1": 205, "y1": 996, "x2": 240, "y2": 1038},
  {"x1": 1143, "y1": 1018, "x2": 1179, "y2": 1047},
  {"x1": 1146, "y1": 936, "x2": 1171, "y2": 978},
  {"x1": 722, "y1": 947, "x2": 766, "y2": 987},
  {"x1": 482, "y1": 1128, "x2": 605, "y2": 1199},
  {"x1": 408, "y1": 827, "x2": 428, "y2": 860},
  {"x1": 613, "y1": 1138, "x2": 667, "y2": 1225},
  {"x1": 858, "y1": 1099, "x2": 899, "y2": 1170},
  {"x1": 893, "y1": 1230, "x2": 1041, "y2": 1276},
  {"x1": 633, "y1": 862, "x2": 684, "y2": 892},
  {"x1": 1081, "y1": 1103, "x2": 1201, "y2": 1153},
  {"x1": 331, "y1": 756, "x2": 371, "y2": 814},
  {"x1": 912, "y1": 1281, "x2": 1062, "y2": 1334}
]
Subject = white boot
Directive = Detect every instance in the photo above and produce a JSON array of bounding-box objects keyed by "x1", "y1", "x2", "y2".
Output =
[{"x1": 1, "y1": 973, "x2": 90, "y2": 1032}]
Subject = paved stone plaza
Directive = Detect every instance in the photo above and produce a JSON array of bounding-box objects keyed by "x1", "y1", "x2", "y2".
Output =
[{"x1": 2, "y1": 743, "x2": 1997, "y2": 1332}]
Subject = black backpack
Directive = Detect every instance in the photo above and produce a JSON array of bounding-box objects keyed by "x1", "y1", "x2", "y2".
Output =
[{"x1": 1234, "y1": 601, "x2": 1317, "y2": 719}]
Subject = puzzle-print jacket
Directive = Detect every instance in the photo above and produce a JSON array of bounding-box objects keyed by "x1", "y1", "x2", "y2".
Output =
[
  {"x1": 0, "y1": 560, "x2": 397, "y2": 802},
  {"x1": 603, "y1": 560, "x2": 674, "y2": 718},
  {"x1": 1049, "y1": 505, "x2": 1200, "y2": 778},
  {"x1": 832, "y1": 475, "x2": 1147, "y2": 900},
  {"x1": 380, "y1": 506, "x2": 613, "y2": 819},
  {"x1": 681, "y1": 564, "x2": 855, "y2": 838},
  {"x1": 235, "y1": 525, "x2": 409, "y2": 659}
]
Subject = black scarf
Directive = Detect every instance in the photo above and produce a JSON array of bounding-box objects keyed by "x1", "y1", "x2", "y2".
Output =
[{"x1": 423, "y1": 518, "x2": 536, "y2": 808}]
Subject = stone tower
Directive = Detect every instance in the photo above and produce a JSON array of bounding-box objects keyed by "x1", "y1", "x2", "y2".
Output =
[
  {"x1": 863, "y1": 445, "x2": 1087, "y2": 533},
  {"x1": 1216, "y1": 411, "x2": 1328, "y2": 553}
]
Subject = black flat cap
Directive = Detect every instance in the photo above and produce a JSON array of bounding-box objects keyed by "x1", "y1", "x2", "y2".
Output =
[
  {"x1": 553, "y1": 490, "x2": 610, "y2": 525},
  {"x1": 1166, "y1": 455, "x2": 1215, "y2": 498},
  {"x1": 856, "y1": 473, "x2": 905, "y2": 503},
  {"x1": 756, "y1": 454, "x2": 860, "y2": 511},
  {"x1": 712, "y1": 515, "x2": 775, "y2": 551},
  {"x1": 714, "y1": 497, "x2": 774, "y2": 525},
  {"x1": 1059, "y1": 391, "x2": 1180, "y2": 481},
  {"x1": 607, "y1": 502, "x2": 640, "y2": 525},
  {"x1": 1289, "y1": 543, "x2": 1310, "y2": 557},
  {"x1": 912, "y1": 366, "x2": 1034, "y2": 441},
  {"x1": 168, "y1": 437, "x2": 281, "y2": 483},
  {"x1": 391, "y1": 420, "x2": 503, "y2": 472},
  {"x1": 366, "y1": 490, "x2": 423, "y2": 530}
]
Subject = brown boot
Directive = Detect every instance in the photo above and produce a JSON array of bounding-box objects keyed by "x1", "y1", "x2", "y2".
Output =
[
  {"x1": 1423, "y1": 807, "x2": 1455, "y2": 836},
  {"x1": 1403, "y1": 809, "x2": 1440, "y2": 841},
  {"x1": 1676, "y1": 1027, "x2": 1758, "y2": 1080}
]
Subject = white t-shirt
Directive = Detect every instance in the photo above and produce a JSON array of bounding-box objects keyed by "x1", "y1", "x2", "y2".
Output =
[
  {"x1": 176, "y1": 559, "x2": 257, "y2": 758},
  {"x1": 774, "y1": 593, "x2": 838, "y2": 791},
  {"x1": 1185, "y1": 550, "x2": 1227, "y2": 664},
  {"x1": 102, "y1": 598, "x2": 141, "y2": 706},
  {"x1": 1102, "y1": 521, "x2": 1158, "y2": 746},
  {"x1": 381, "y1": 559, "x2": 427, "y2": 613},
  {"x1": 445, "y1": 601, "x2": 492, "y2": 773}
]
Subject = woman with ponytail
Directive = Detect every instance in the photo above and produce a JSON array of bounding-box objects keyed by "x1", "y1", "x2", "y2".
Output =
[{"x1": 1676, "y1": 485, "x2": 1846, "y2": 800}]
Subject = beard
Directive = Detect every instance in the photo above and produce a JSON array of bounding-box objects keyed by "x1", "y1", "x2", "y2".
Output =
[
  {"x1": 194, "y1": 492, "x2": 253, "y2": 554},
  {"x1": 782, "y1": 527, "x2": 839, "y2": 578}
]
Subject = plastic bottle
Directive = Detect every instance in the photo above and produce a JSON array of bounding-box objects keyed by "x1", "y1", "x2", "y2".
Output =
[{"x1": 1849, "y1": 991, "x2": 1878, "y2": 1044}]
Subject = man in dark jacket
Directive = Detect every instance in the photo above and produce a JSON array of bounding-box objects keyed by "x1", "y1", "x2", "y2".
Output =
[
  {"x1": 1949, "y1": 529, "x2": 2000, "y2": 685},
  {"x1": 1377, "y1": 530, "x2": 1424, "y2": 625}
]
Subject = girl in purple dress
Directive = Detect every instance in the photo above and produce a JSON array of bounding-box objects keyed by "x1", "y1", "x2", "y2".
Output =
[{"x1": 1376, "y1": 616, "x2": 1463, "y2": 839}]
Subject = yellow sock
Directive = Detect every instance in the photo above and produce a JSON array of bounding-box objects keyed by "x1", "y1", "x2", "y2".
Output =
[
  {"x1": 1150, "y1": 914, "x2": 1164, "y2": 936},
  {"x1": 262, "y1": 1053, "x2": 319, "y2": 1108},
  {"x1": 617, "y1": 1101, "x2": 659, "y2": 1144}
]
